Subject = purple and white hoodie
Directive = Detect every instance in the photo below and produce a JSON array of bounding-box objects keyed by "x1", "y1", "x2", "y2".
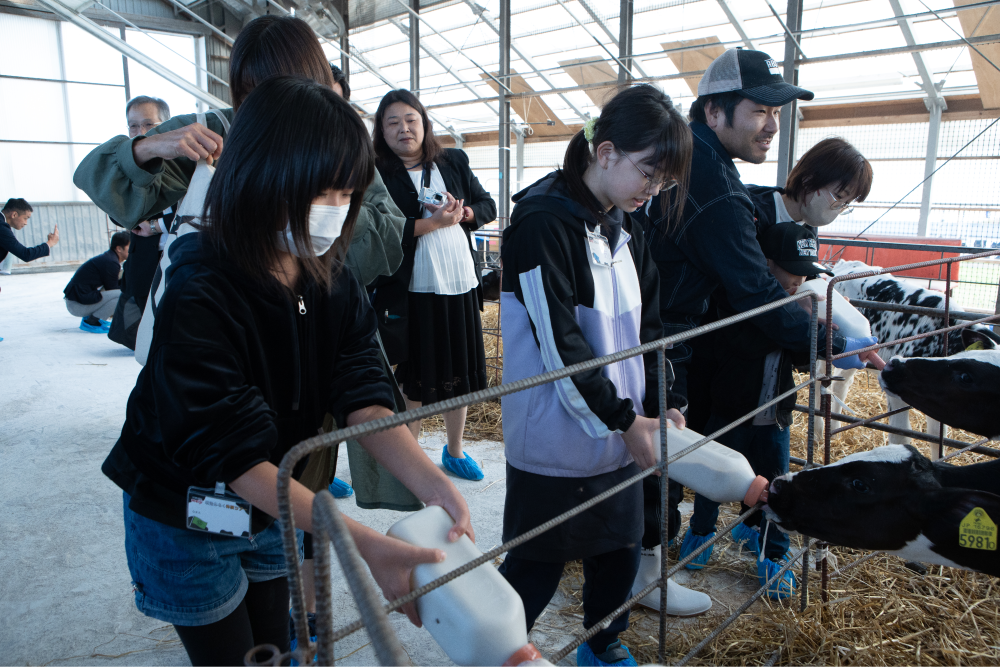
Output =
[{"x1": 500, "y1": 174, "x2": 685, "y2": 478}]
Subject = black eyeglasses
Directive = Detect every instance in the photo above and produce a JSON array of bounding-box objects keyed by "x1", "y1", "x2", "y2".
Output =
[{"x1": 618, "y1": 150, "x2": 678, "y2": 193}]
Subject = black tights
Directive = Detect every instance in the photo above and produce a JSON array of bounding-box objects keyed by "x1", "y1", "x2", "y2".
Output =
[{"x1": 173, "y1": 576, "x2": 290, "y2": 666}]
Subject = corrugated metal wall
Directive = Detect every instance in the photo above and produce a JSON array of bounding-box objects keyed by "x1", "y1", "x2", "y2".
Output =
[
  {"x1": 7, "y1": 202, "x2": 113, "y2": 270},
  {"x1": 207, "y1": 34, "x2": 232, "y2": 105}
]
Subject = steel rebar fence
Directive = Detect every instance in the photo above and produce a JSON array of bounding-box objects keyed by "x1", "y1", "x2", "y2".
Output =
[
  {"x1": 545, "y1": 505, "x2": 766, "y2": 664},
  {"x1": 939, "y1": 437, "x2": 993, "y2": 462},
  {"x1": 273, "y1": 289, "x2": 824, "y2": 663},
  {"x1": 794, "y1": 405, "x2": 1000, "y2": 457},
  {"x1": 817, "y1": 249, "x2": 1000, "y2": 601},
  {"x1": 828, "y1": 406, "x2": 911, "y2": 436},
  {"x1": 848, "y1": 300, "x2": 989, "y2": 326},
  {"x1": 317, "y1": 376, "x2": 813, "y2": 650},
  {"x1": 312, "y1": 491, "x2": 409, "y2": 667},
  {"x1": 676, "y1": 542, "x2": 819, "y2": 666}
]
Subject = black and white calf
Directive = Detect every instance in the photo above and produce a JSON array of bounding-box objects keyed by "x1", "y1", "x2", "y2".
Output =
[
  {"x1": 880, "y1": 347, "x2": 1000, "y2": 440},
  {"x1": 766, "y1": 444, "x2": 1000, "y2": 577},
  {"x1": 822, "y1": 260, "x2": 1000, "y2": 453}
]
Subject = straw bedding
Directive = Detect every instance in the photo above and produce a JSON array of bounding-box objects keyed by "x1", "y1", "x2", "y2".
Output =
[{"x1": 421, "y1": 311, "x2": 1000, "y2": 665}]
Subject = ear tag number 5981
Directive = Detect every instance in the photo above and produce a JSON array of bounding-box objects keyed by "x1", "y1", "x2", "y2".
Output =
[{"x1": 959, "y1": 507, "x2": 997, "y2": 551}]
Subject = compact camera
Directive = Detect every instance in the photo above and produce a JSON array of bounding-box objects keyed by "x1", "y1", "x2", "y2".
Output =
[{"x1": 418, "y1": 186, "x2": 446, "y2": 207}]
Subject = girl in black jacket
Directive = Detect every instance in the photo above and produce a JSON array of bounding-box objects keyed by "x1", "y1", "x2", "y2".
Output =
[
  {"x1": 102, "y1": 77, "x2": 473, "y2": 666},
  {"x1": 371, "y1": 89, "x2": 497, "y2": 481}
]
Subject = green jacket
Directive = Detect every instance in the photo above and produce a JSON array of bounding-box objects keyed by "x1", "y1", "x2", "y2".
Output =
[{"x1": 73, "y1": 109, "x2": 406, "y2": 286}]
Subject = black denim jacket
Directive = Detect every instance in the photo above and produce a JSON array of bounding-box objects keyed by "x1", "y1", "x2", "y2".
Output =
[{"x1": 638, "y1": 121, "x2": 844, "y2": 401}]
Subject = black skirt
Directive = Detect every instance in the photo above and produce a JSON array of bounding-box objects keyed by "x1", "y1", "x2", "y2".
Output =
[
  {"x1": 503, "y1": 462, "x2": 644, "y2": 563},
  {"x1": 395, "y1": 288, "x2": 488, "y2": 405}
]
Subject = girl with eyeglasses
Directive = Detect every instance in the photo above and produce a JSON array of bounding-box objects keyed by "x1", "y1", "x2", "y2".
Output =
[
  {"x1": 748, "y1": 137, "x2": 873, "y2": 235},
  {"x1": 496, "y1": 85, "x2": 702, "y2": 667}
]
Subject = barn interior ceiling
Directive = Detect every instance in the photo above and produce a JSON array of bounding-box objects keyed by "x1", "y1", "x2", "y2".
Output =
[{"x1": 2, "y1": 0, "x2": 999, "y2": 140}]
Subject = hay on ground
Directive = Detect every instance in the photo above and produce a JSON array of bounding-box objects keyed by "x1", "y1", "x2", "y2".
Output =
[
  {"x1": 550, "y1": 371, "x2": 1000, "y2": 665},
  {"x1": 423, "y1": 315, "x2": 1000, "y2": 665}
]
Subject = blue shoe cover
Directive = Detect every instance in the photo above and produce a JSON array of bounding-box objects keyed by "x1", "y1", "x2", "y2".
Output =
[
  {"x1": 678, "y1": 528, "x2": 716, "y2": 570},
  {"x1": 758, "y1": 556, "x2": 797, "y2": 600},
  {"x1": 731, "y1": 522, "x2": 761, "y2": 556},
  {"x1": 577, "y1": 640, "x2": 637, "y2": 666},
  {"x1": 328, "y1": 477, "x2": 354, "y2": 498},
  {"x1": 441, "y1": 448, "x2": 485, "y2": 481},
  {"x1": 79, "y1": 318, "x2": 106, "y2": 334}
]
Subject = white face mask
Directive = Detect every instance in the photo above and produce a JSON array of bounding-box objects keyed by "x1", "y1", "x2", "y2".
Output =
[
  {"x1": 800, "y1": 189, "x2": 841, "y2": 227},
  {"x1": 280, "y1": 204, "x2": 350, "y2": 257}
]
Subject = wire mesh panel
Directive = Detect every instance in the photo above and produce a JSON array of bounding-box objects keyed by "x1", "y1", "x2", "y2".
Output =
[{"x1": 784, "y1": 119, "x2": 1000, "y2": 312}]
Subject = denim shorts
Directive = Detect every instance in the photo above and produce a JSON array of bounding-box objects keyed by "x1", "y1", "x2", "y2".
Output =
[{"x1": 122, "y1": 492, "x2": 304, "y2": 626}]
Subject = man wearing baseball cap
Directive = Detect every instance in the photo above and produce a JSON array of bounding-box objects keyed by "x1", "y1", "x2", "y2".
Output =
[{"x1": 633, "y1": 49, "x2": 884, "y2": 607}]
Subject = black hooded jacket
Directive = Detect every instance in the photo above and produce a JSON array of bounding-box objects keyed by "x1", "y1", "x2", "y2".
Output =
[{"x1": 102, "y1": 232, "x2": 395, "y2": 532}]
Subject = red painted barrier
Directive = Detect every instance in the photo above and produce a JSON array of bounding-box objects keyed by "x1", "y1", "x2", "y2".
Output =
[{"x1": 819, "y1": 234, "x2": 961, "y2": 280}]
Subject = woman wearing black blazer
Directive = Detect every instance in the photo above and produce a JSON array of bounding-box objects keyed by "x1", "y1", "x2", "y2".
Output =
[{"x1": 372, "y1": 89, "x2": 497, "y2": 481}]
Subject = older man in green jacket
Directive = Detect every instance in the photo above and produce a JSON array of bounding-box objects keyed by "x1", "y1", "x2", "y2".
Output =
[{"x1": 73, "y1": 106, "x2": 405, "y2": 287}]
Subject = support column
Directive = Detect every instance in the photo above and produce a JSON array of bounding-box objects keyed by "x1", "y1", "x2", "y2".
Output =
[
  {"x1": 918, "y1": 98, "x2": 943, "y2": 236},
  {"x1": 515, "y1": 125, "x2": 525, "y2": 192},
  {"x1": 776, "y1": 0, "x2": 803, "y2": 186},
  {"x1": 341, "y1": 8, "x2": 350, "y2": 80},
  {"x1": 499, "y1": 0, "x2": 511, "y2": 227},
  {"x1": 120, "y1": 27, "x2": 131, "y2": 101},
  {"x1": 618, "y1": 0, "x2": 633, "y2": 84},
  {"x1": 410, "y1": 0, "x2": 419, "y2": 93},
  {"x1": 195, "y1": 35, "x2": 207, "y2": 112}
]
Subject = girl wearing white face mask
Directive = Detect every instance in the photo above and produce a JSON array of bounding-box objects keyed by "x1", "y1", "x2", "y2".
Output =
[
  {"x1": 101, "y1": 77, "x2": 474, "y2": 666},
  {"x1": 748, "y1": 137, "x2": 873, "y2": 237}
]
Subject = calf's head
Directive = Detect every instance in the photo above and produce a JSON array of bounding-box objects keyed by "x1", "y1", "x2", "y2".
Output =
[
  {"x1": 767, "y1": 445, "x2": 1000, "y2": 576},
  {"x1": 765, "y1": 445, "x2": 939, "y2": 551},
  {"x1": 879, "y1": 329, "x2": 1000, "y2": 438}
]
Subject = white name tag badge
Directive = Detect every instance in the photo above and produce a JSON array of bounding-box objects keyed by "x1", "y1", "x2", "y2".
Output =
[
  {"x1": 187, "y1": 484, "x2": 252, "y2": 538},
  {"x1": 587, "y1": 231, "x2": 613, "y2": 268}
]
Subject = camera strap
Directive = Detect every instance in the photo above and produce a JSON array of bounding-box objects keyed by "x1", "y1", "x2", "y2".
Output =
[{"x1": 421, "y1": 163, "x2": 432, "y2": 189}]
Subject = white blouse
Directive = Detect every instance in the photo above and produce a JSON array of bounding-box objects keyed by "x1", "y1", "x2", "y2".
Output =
[{"x1": 407, "y1": 164, "x2": 479, "y2": 295}]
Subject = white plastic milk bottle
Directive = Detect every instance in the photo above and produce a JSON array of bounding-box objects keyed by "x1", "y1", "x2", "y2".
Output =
[
  {"x1": 386, "y1": 506, "x2": 551, "y2": 666},
  {"x1": 655, "y1": 422, "x2": 770, "y2": 506},
  {"x1": 798, "y1": 277, "x2": 872, "y2": 339}
]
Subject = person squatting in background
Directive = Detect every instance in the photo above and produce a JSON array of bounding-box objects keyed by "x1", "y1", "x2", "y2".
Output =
[
  {"x1": 679, "y1": 223, "x2": 835, "y2": 590},
  {"x1": 106, "y1": 95, "x2": 172, "y2": 350},
  {"x1": 372, "y1": 89, "x2": 497, "y2": 482},
  {"x1": 63, "y1": 231, "x2": 130, "y2": 333},
  {"x1": 639, "y1": 48, "x2": 885, "y2": 602},
  {"x1": 100, "y1": 76, "x2": 474, "y2": 667},
  {"x1": 498, "y1": 84, "x2": 711, "y2": 667}
]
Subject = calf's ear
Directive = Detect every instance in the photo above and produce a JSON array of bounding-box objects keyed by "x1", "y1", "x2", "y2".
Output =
[
  {"x1": 920, "y1": 488, "x2": 1000, "y2": 577},
  {"x1": 961, "y1": 327, "x2": 998, "y2": 351}
]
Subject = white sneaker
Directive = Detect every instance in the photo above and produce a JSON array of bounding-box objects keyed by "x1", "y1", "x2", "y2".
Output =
[{"x1": 631, "y1": 546, "x2": 712, "y2": 616}]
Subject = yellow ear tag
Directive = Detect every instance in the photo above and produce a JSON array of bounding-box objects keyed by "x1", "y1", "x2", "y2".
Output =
[
  {"x1": 966, "y1": 341, "x2": 986, "y2": 351},
  {"x1": 959, "y1": 507, "x2": 997, "y2": 550}
]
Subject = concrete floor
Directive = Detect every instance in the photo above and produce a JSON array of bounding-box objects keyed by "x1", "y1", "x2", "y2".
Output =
[{"x1": 0, "y1": 271, "x2": 763, "y2": 666}]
